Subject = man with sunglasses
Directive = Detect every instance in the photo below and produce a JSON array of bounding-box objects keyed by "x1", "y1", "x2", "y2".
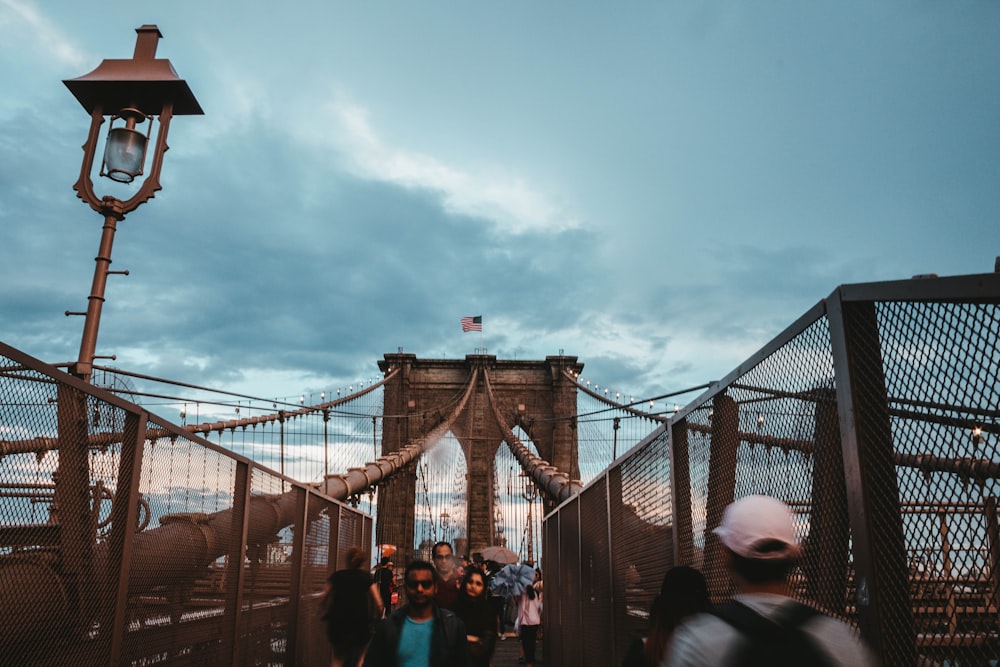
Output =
[{"x1": 364, "y1": 560, "x2": 468, "y2": 667}]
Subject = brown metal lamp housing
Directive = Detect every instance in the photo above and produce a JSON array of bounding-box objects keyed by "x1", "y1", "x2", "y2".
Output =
[
  {"x1": 62, "y1": 25, "x2": 202, "y2": 380},
  {"x1": 64, "y1": 24, "x2": 202, "y2": 211}
]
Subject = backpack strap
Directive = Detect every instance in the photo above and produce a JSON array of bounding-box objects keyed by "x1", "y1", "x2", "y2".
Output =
[{"x1": 710, "y1": 600, "x2": 834, "y2": 667}]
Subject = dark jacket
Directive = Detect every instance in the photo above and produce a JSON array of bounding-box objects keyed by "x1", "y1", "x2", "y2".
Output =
[
  {"x1": 363, "y1": 605, "x2": 468, "y2": 667},
  {"x1": 454, "y1": 595, "x2": 497, "y2": 667}
]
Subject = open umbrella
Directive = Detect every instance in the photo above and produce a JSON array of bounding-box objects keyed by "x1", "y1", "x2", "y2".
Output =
[
  {"x1": 480, "y1": 545, "x2": 518, "y2": 565},
  {"x1": 491, "y1": 563, "x2": 537, "y2": 597}
]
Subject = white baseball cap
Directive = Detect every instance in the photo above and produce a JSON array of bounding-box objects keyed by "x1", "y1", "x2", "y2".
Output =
[{"x1": 712, "y1": 495, "x2": 801, "y2": 560}]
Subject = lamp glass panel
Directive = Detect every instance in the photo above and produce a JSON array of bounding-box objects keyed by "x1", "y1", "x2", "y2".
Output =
[{"x1": 104, "y1": 128, "x2": 147, "y2": 183}]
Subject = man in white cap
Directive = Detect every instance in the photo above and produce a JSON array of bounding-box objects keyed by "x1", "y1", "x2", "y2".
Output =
[{"x1": 664, "y1": 495, "x2": 876, "y2": 666}]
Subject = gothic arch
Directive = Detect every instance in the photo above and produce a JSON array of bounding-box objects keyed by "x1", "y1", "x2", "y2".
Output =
[{"x1": 375, "y1": 353, "x2": 583, "y2": 563}]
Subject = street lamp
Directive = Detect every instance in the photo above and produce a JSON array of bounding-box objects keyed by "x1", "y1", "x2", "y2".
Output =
[{"x1": 63, "y1": 25, "x2": 202, "y2": 381}]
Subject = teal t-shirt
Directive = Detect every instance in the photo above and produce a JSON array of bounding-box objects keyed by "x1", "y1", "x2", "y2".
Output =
[{"x1": 398, "y1": 615, "x2": 433, "y2": 667}]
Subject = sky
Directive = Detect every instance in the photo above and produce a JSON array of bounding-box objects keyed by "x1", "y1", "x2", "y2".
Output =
[{"x1": 1, "y1": 0, "x2": 998, "y2": 411}]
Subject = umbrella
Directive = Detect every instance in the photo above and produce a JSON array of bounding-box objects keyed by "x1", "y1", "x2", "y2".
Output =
[
  {"x1": 491, "y1": 563, "x2": 537, "y2": 597},
  {"x1": 379, "y1": 544, "x2": 397, "y2": 557},
  {"x1": 480, "y1": 545, "x2": 518, "y2": 565}
]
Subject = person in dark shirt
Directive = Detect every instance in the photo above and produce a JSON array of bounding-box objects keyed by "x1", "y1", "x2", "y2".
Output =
[
  {"x1": 364, "y1": 560, "x2": 467, "y2": 667},
  {"x1": 323, "y1": 546, "x2": 383, "y2": 667},
  {"x1": 454, "y1": 568, "x2": 498, "y2": 667},
  {"x1": 432, "y1": 541, "x2": 463, "y2": 610},
  {"x1": 374, "y1": 557, "x2": 396, "y2": 616},
  {"x1": 620, "y1": 566, "x2": 708, "y2": 667}
]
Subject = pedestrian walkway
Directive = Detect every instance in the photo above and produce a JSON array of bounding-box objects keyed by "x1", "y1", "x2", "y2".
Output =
[{"x1": 490, "y1": 632, "x2": 543, "y2": 666}]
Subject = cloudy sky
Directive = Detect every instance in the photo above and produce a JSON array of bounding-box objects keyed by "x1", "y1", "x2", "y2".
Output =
[{"x1": 1, "y1": 0, "x2": 997, "y2": 408}]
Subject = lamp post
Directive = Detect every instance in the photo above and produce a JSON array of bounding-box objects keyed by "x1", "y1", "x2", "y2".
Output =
[
  {"x1": 521, "y1": 473, "x2": 538, "y2": 564},
  {"x1": 63, "y1": 25, "x2": 202, "y2": 381}
]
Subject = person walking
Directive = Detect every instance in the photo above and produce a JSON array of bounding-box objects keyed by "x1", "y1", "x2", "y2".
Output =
[
  {"x1": 322, "y1": 546, "x2": 383, "y2": 667},
  {"x1": 514, "y1": 570, "x2": 542, "y2": 667},
  {"x1": 664, "y1": 495, "x2": 876, "y2": 666},
  {"x1": 621, "y1": 566, "x2": 708, "y2": 667},
  {"x1": 363, "y1": 560, "x2": 468, "y2": 667},
  {"x1": 454, "y1": 568, "x2": 498, "y2": 667},
  {"x1": 374, "y1": 557, "x2": 396, "y2": 616},
  {"x1": 432, "y1": 541, "x2": 463, "y2": 611}
]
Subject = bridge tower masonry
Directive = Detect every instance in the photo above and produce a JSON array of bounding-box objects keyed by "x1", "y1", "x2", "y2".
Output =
[{"x1": 376, "y1": 352, "x2": 583, "y2": 565}]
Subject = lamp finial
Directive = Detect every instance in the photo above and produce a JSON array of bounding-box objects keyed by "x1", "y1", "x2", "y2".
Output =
[{"x1": 133, "y1": 25, "x2": 163, "y2": 61}]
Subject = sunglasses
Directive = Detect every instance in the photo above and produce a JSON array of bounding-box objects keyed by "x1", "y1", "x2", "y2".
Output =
[{"x1": 406, "y1": 578, "x2": 435, "y2": 590}]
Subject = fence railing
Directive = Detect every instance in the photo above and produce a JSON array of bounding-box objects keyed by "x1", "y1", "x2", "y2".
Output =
[
  {"x1": 0, "y1": 342, "x2": 371, "y2": 666},
  {"x1": 543, "y1": 271, "x2": 1000, "y2": 667}
]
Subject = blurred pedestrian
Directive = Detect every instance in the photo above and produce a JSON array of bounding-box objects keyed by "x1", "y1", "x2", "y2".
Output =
[
  {"x1": 374, "y1": 557, "x2": 396, "y2": 616},
  {"x1": 514, "y1": 569, "x2": 542, "y2": 667},
  {"x1": 621, "y1": 566, "x2": 708, "y2": 667},
  {"x1": 433, "y1": 541, "x2": 463, "y2": 610},
  {"x1": 323, "y1": 547, "x2": 383, "y2": 667},
  {"x1": 665, "y1": 495, "x2": 876, "y2": 666}
]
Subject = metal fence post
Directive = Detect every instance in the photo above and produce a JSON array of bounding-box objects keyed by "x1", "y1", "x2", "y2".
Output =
[
  {"x1": 603, "y1": 473, "x2": 616, "y2": 665},
  {"x1": 286, "y1": 485, "x2": 308, "y2": 665},
  {"x1": 225, "y1": 461, "x2": 252, "y2": 667},
  {"x1": 803, "y1": 388, "x2": 850, "y2": 614},
  {"x1": 704, "y1": 393, "x2": 738, "y2": 599},
  {"x1": 827, "y1": 291, "x2": 917, "y2": 666},
  {"x1": 54, "y1": 383, "x2": 97, "y2": 637},
  {"x1": 106, "y1": 410, "x2": 147, "y2": 664},
  {"x1": 984, "y1": 497, "x2": 1000, "y2": 619},
  {"x1": 670, "y1": 419, "x2": 693, "y2": 565}
]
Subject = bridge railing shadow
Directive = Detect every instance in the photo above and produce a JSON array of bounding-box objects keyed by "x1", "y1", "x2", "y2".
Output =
[
  {"x1": 0, "y1": 341, "x2": 371, "y2": 665},
  {"x1": 542, "y1": 271, "x2": 1000, "y2": 667}
]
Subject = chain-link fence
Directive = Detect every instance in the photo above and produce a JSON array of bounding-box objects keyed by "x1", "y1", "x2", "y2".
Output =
[
  {"x1": 543, "y1": 271, "x2": 1000, "y2": 667},
  {"x1": 0, "y1": 342, "x2": 371, "y2": 666}
]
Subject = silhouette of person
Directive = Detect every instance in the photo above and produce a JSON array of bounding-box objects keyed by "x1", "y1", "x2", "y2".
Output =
[
  {"x1": 621, "y1": 566, "x2": 708, "y2": 667},
  {"x1": 323, "y1": 546, "x2": 383, "y2": 667}
]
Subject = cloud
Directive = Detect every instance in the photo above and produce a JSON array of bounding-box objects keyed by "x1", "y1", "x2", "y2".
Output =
[
  {"x1": 2, "y1": 0, "x2": 999, "y2": 417},
  {"x1": 0, "y1": 0, "x2": 89, "y2": 71},
  {"x1": 322, "y1": 100, "x2": 581, "y2": 235}
]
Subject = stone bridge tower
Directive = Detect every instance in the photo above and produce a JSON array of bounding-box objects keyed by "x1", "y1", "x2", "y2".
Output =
[{"x1": 375, "y1": 353, "x2": 583, "y2": 564}]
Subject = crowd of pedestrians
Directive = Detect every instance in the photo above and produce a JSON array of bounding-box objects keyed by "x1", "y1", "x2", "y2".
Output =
[
  {"x1": 322, "y1": 540, "x2": 540, "y2": 666},
  {"x1": 322, "y1": 494, "x2": 875, "y2": 666}
]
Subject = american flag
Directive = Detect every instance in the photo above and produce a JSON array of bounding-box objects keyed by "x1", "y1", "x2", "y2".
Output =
[{"x1": 461, "y1": 315, "x2": 482, "y2": 332}]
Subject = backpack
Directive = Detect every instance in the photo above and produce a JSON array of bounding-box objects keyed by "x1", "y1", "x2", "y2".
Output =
[{"x1": 709, "y1": 600, "x2": 835, "y2": 667}]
